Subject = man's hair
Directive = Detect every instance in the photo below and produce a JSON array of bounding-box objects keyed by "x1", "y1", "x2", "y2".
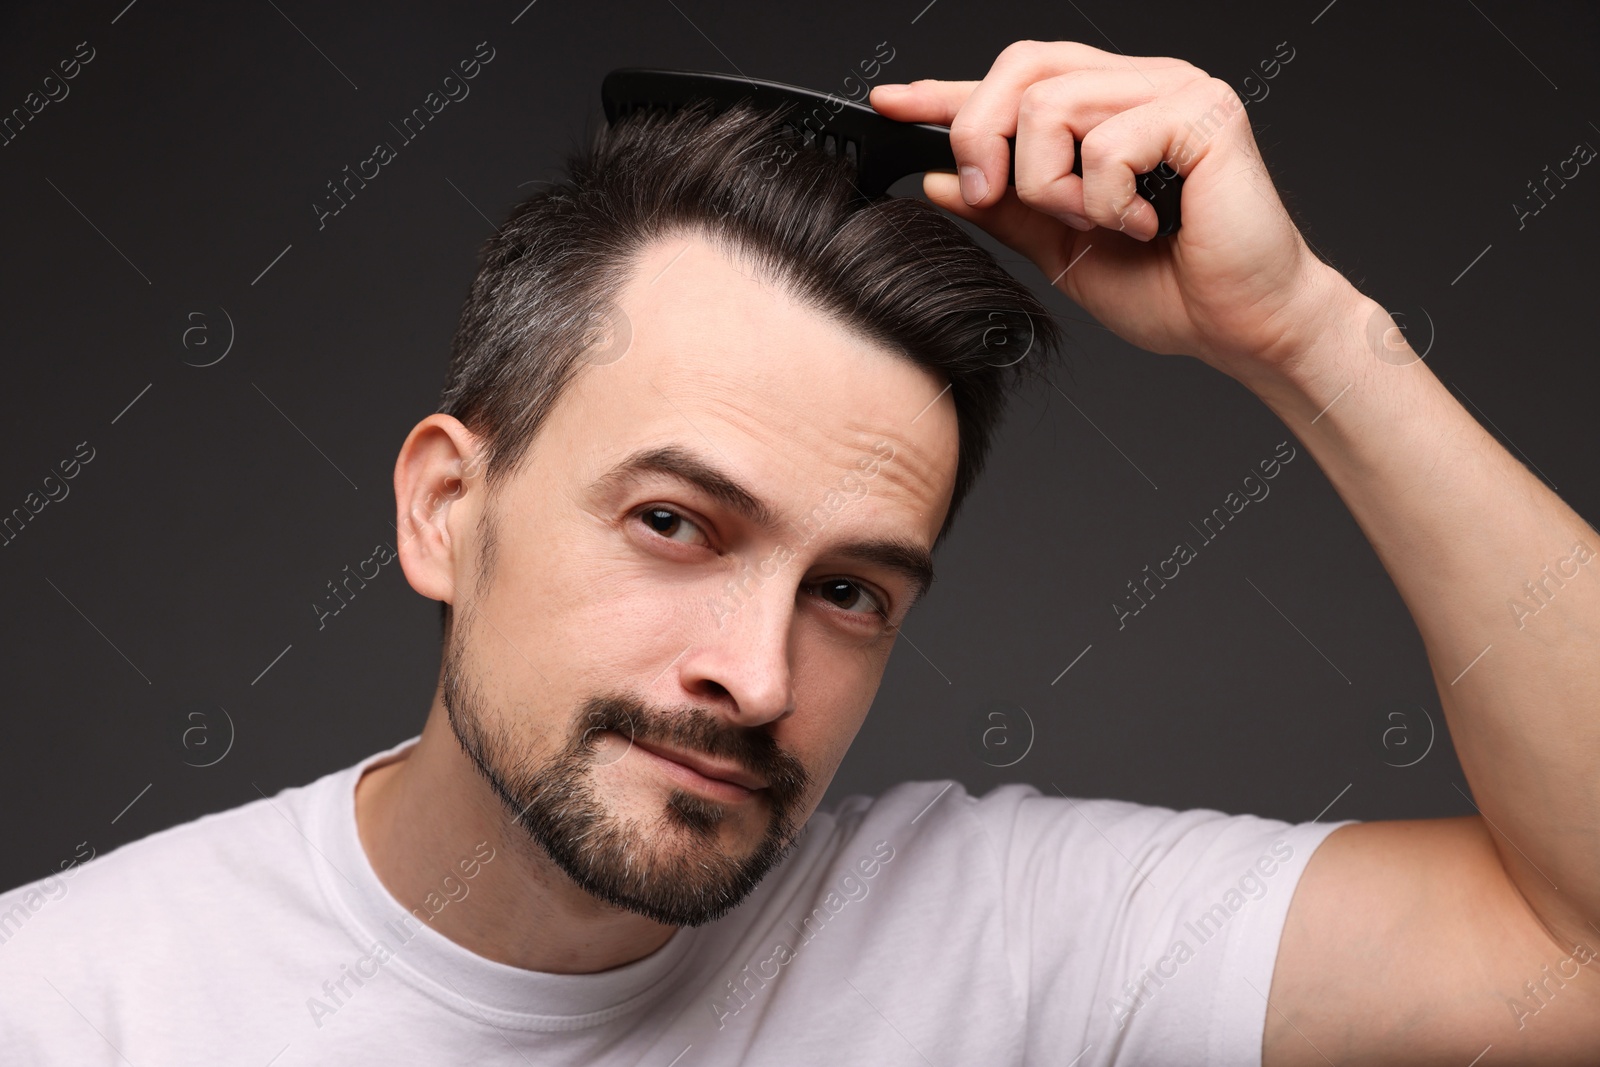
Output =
[{"x1": 435, "y1": 98, "x2": 1063, "y2": 625}]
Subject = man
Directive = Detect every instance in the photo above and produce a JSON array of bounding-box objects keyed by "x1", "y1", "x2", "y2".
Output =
[{"x1": 2, "y1": 39, "x2": 1596, "y2": 1065}]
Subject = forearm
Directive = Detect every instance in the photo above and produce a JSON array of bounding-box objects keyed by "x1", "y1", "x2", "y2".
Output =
[{"x1": 1241, "y1": 267, "x2": 1600, "y2": 941}]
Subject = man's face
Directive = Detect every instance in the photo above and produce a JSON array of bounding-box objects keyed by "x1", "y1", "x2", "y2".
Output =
[{"x1": 439, "y1": 232, "x2": 960, "y2": 926}]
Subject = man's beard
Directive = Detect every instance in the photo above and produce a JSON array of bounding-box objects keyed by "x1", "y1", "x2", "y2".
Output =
[{"x1": 439, "y1": 625, "x2": 811, "y2": 927}]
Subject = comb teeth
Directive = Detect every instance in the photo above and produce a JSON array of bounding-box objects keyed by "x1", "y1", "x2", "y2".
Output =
[
  {"x1": 813, "y1": 131, "x2": 861, "y2": 167},
  {"x1": 786, "y1": 127, "x2": 863, "y2": 165},
  {"x1": 782, "y1": 124, "x2": 859, "y2": 164}
]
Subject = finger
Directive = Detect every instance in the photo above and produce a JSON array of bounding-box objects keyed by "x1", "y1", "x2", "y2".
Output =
[
  {"x1": 867, "y1": 79, "x2": 983, "y2": 124},
  {"x1": 866, "y1": 37, "x2": 1152, "y2": 123},
  {"x1": 868, "y1": 45, "x2": 1185, "y2": 124},
  {"x1": 871, "y1": 42, "x2": 1150, "y2": 207},
  {"x1": 956, "y1": 44, "x2": 1194, "y2": 210},
  {"x1": 1075, "y1": 75, "x2": 1245, "y2": 240},
  {"x1": 946, "y1": 42, "x2": 1135, "y2": 208},
  {"x1": 1012, "y1": 66, "x2": 1203, "y2": 229}
]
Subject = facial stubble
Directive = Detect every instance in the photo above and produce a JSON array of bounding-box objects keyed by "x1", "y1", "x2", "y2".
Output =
[{"x1": 440, "y1": 612, "x2": 811, "y2": 927}]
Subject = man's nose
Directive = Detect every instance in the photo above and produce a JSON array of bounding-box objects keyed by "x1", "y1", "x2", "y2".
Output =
[{"x1": 673, "y1": 574, "x2": 797, "y2": 727}]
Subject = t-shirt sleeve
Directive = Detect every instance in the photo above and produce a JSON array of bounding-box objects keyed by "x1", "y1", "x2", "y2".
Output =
[{"x1": 964, "y1": 784, "x2": 1355, "y2": 1067}]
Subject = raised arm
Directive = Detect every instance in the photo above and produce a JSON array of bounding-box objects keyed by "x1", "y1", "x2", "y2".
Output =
[
  {"x1": 870, "y1": 40, "x2": 1600, "y2": 1063},
  {"x1": 1243, "y1": 267, "x2": 1600, "y2": 1065}
]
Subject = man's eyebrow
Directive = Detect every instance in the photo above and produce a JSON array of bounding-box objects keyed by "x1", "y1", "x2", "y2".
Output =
[
  {"x1": 589, "y1": 445, "x2": 936, "y2": 607},
  {"x1": 589, "y1": 445, "x2": 781, "y2": 530}
]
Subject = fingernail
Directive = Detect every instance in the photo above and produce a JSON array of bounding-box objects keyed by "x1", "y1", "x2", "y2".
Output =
[
  {"x1": 958, "y1": 164, "x2": 988, "y2": 204},
  {"x1": 874, "y1": 83, "x2": 909, "y2": 94},
  {"x1": 1065, "y1": 215, "x2": 1094, "y2": 232}
]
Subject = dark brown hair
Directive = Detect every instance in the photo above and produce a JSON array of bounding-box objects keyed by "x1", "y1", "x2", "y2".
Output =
[{"x1": 436, "y1": 97, "x2": 1062, "y2": 623}]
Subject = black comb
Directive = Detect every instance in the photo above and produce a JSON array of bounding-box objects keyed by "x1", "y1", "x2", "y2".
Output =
[{"x1": 601, "y1": 67, "x2": 1183, "y2": 236}]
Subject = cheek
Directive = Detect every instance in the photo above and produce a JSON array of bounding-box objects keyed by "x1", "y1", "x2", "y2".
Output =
[
  {"x1": 784, "y1": 634, "x2": 884, "y2": 787},
  {"x1": 482, "y1": 508, "x2": 723, "y2": 683}
]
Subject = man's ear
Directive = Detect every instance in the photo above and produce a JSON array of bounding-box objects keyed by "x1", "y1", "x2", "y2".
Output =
[{"x1": 393, "y1": 414, "x2": 484, "y2": 607}]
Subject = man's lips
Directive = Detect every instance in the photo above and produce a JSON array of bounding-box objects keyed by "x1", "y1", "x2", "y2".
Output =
[{"x1": 622, "y1": 735, "x2": 767, "y2": 800}]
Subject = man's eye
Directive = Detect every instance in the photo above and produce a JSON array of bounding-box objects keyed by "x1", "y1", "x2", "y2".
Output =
[
  {"x1": 809, "y1": 578, "x2": 886, "y2": 618},
  {"x1": 638, "y1": 506, "x2": 709, "y2": 547}
]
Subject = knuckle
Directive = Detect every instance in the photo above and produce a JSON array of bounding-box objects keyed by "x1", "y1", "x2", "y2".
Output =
[
  {"x1": 946, "y1": 116, "x2": 987, "y2": 153},
  {"x1": 1078, "y1": 124, "x2": 1119, "y2": 162},
  {"x1": 996, "y1": 39, "x2": 1047, "y2": 67},
  {"x1": 1000, "y1": 38, "x2": 1044, "y2": 57},
  {"x1": 1205, "y1": 76, "x2": 1245, "y2": 114},
  {"x1": 1076, "y1": 133, "x2": 1132, "y2": 209},
  {"x1": 1016, "y1": 81, "x2": 1050, "y2": 119},
  {"x1": 1012, "y1": 169, "x2": 1050, "y2": 202},
  {"x1": 1017, "y1": 73, "x2": 1077, "y2": 116}
]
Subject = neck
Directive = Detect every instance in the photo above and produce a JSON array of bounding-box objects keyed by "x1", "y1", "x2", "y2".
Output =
[{"x1": 354, "y1": 704, "x2": 680, "y2": 974}]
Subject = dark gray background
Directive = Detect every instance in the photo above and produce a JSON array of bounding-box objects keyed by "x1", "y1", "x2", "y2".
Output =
[{"x1": 2, "y1": 0, "x2": 1595, "y2": 892}]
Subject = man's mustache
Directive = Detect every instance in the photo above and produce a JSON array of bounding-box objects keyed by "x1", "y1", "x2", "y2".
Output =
[{"x1": 573, "y1": 693, "x2": 810, "y2": 809}]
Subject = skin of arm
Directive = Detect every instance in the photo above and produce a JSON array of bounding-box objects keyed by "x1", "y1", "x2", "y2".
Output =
[
  {"x1": 869, "y1": 40, "x2": 1600, "y2": 1063},
  {"x1": 1245, "y1": 268, "x2": 1600, "y2": 1065}
]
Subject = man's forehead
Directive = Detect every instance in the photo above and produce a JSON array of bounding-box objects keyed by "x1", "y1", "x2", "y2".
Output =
[
  {"x1": 557, "y1": 232, "x2": 962, "y2": 541},
  {"x1": 606, "y1": 234, "x2": 953, "y2": 416},
  {"x1": 615, "y1": 233, "x2": 888, "y2": 375}
]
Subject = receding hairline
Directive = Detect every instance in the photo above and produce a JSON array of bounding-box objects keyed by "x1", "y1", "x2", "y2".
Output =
[
  {"x1": 436, "y1": 96, "x2": 1064, "y2": 596},
  {"x1": 608, "y1": 222, "x2": 955, "y2": 389}
]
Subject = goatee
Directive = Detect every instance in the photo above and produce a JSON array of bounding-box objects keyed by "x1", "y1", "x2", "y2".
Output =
[{"x1": 441, "y1": 634, "x2": 811, "y2": 927}]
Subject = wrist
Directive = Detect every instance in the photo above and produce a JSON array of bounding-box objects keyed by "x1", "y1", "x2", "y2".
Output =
[{"x1": 1228, "y1": 263, "x2": 1382, "y2": 406}]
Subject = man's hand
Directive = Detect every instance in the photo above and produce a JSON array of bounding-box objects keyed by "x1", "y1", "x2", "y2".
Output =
[
  {"x1": 877, "y1": 38, "x2": 1600, "y2": 1067},
  {"x1": 869, "y1": 40, "x2": 1351, "y2": 380}
]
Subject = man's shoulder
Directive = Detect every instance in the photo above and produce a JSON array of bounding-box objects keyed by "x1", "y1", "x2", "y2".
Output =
[
  {"x1": 791, "y1": 778, "x2": 1054, "y2": 890},
  {"x1": 810, "y1": 777, "x2": 1341, "y2": 881},
  {"x1": 0, "y1": 752, "x2": 361, "y2": 958},
  {"x1": 817, "y1": 777, "x2": 1036, "y2": 831},
  {"x1": 813, "y1": 777, "x2": 1160, "y2": 841}
]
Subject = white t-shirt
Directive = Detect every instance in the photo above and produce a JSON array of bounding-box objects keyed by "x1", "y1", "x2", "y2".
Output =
[{"x1": 0, "y1": 736, "x2": 1351, "y2": 1065}]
